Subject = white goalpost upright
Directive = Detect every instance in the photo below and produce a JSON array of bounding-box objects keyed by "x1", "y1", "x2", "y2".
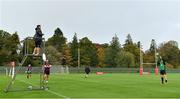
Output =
[
  {"x1": 12, "y1": 61, "x2": 15, "y2": 78},
  {"x1": 8, "y1": 67, "x2": 12, "y2": 77},
  {"x1": 8, "y1": 61, "x2": 15, "y2": 78},
  {"x1": 5, "y1": 67, "x2": 8, "y2": 76}
]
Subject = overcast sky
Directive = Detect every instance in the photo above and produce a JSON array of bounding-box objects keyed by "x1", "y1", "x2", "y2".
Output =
[{"x1": 0, "y1": 0, "x2": 180, "y2": 50}]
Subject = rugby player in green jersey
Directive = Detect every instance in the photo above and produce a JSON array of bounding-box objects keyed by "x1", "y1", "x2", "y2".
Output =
[{"x1": 158, "y1": 56, "x2": 168, "y2": 84}]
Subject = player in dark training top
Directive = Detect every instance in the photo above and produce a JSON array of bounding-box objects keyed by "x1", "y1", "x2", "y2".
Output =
[
  {"x1": 85, "y1": 66, "x2": 91, "y2": 78},
  {"x1": 43, "y1": 60, "x2": 52, "y2": 83},
  {"x1": 26, "y1": 64, "x2": 32, "y2": 79}
]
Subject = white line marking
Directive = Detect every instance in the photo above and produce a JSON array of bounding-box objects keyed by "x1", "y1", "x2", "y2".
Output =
[
  {"x1": 17, "y1": 79, "x2": 70, "y2": 99},
  {"x1": 46, "y1": 89, "x2": 68, "y2": 98}
]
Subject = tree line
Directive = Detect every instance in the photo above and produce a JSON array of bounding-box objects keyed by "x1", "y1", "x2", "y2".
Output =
[{"x1": 0, "y1": 28, "x2": 180, "y2": 68}]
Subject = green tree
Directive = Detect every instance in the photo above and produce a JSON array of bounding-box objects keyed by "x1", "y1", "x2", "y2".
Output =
[
  {"x1": 123, "y1": 34, "x2": 140, "y2": 67},
  {"x1": 46, "y1": 28, "x2": 67, "y2": 52},
  {"x1": 104, "y1": 34, "x2": 121, "y2": 67},
  {"x1": 0, "y1": 30, "x2": 10, "y2": 65},
  {"x1": 0, "y1": 31, "x2": 21, "y2": 65},
  {"x1": 22, "y1": 38, "x2": 34, "y2": 55},
  {"x1": 125, "y1": 34, "x2": 133, "y2": 45},
  {"x1": 91, "y1": 44, "x2": 99, "y2": 67},
  {"x1": 116, "y1": 51, "x2": 135, "y2": 68},
  {"x1": 70, "y1": 33, "x2": 78, "y2": 67},
  {"x1": 158, "y1": 41, "x2": 180, "y2": 68},
  {"x1": 143, "y1": 39, "x2": 157, "y2": 67},
  {"x1": 167, "y1": 40, "x2": 178, "y2": 48},
  {"x1": 149, "y1": 39, "x2": 157, "y2": 51},
  {"x1": 46, "y1": 45, "x2": 62, "y2": 65},
  {"x1": 79, "y1": 37, "x2": 98, "y2": 67},
  {"x1": 10, "y1": 32, "x2": 20, "y2": 61}
]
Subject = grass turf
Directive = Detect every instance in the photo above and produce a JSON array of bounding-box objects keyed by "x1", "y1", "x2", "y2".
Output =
[{"x1": 0, "y1": 73, "x2": 180, "y2": 98}]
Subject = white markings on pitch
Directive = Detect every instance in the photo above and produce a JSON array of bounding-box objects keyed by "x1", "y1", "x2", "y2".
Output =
[
  {"x1": 17, "y1": 79, "x2": 70, "y2": 99},
  {"x1": 46, "y1": 89, "x2": 69, "y2": 99}
]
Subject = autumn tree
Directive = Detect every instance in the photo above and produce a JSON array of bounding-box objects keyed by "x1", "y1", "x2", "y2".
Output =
[
  {"x1": 62, "y1": 43, "x2": 72, "y2": 66},
  {"x1": 96, "y1": 44, "x2": 106, "y2": 67},
  {"x1": 158, "y1": 41, "x2": 180, "y2": 68}
]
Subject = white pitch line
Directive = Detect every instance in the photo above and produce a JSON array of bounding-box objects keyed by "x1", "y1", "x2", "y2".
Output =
[
  {"x1": 17, "y1": 79, "x2": 70, "y2": 99},
  {"x1": 46, "y1": 89, "x2": 69, "y2": 99}
]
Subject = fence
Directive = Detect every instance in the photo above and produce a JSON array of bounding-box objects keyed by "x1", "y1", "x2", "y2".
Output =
[
  {"x1": 0, "y1": 66, "x2": 69, "y2": 75},
  {"x1": 0, "y1": 66, "x2": 180, "y2": 75}
]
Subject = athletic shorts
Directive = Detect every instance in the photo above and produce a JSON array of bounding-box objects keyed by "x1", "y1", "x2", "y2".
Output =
[
  {"x1": 160, "y1": 70, "x2": 166, "y2": 75},
  {"x1": 35, "y1": 38, "x2": 42, "y2": 48},
  {"x1": 85, "y1": 72, "x2": 89, "y2": 74},
  {"x1": 26, "y1": 71, "x2": 32, "y2": 74},
  {"x1": 44, "y1": 70, "x2": 50, "y2": 75}
]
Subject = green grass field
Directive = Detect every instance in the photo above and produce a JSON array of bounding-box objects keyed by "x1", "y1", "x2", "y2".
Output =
[{"x1": 0, "y1": 73, "x2": 180, "y2": 98}]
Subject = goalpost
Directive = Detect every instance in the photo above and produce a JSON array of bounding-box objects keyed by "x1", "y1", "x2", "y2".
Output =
[
  {"x1": 139, "y1": 39, "x2": 159, "y2": 75},
  {"x1": 4, "y1": 37, "x2": 46, "y2": 93},
  {"x1": 8, "y1": 61, "x2": 16, "y2": 78}
]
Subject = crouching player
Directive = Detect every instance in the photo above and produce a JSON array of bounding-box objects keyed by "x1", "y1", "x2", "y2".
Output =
[{"x1": 158, "y1": 57, "x2": 168, "y2": 84}]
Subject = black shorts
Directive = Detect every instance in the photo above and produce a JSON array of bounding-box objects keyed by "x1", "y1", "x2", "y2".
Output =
[
  {"x1": 44, "y1": 70, "x2": 50, "y2": 75},
  {"x1": 160, "y1": 70, "x2": 166, "y2": 75},
  {"x1": 85, "y1": 71, "x2": 90, "y2": 74},
  {"x1": 35, "y1": 38, "x2": 42, "y2": 48}
]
